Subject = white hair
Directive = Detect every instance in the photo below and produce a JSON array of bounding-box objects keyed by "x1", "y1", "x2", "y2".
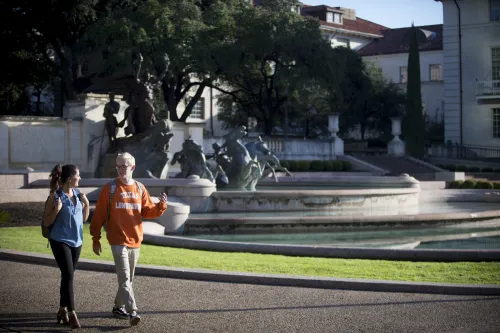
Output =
[{"x1": 117, "y1": 152, "x2": 135, "y2": 166}]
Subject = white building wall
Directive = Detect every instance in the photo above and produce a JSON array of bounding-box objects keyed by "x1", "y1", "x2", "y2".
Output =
[
  {"x1": 363, "y1": 51, "x2": 445, "y2": 122},
  {"x1": 441, "y1": 0, "x2": 500, "y2": 146}
]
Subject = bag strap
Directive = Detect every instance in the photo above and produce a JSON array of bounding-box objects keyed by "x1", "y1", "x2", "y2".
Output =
[
  {"x1": 135, "y1": 180, "x2": 144, "y2": 198},
  {"x1": 105, "y1": 180, "x2": 116, "y2": 226}
]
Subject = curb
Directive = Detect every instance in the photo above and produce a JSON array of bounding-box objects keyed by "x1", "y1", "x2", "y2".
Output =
[
  {"x1": 1, "y1": 249, "x2": 499, "y2": 296},
  {"x1": 142, "y1": 233, "x2": 500, "y2": 262}
]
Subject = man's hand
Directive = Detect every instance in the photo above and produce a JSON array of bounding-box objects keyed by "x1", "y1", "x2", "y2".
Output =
[
  {"x1": 93, "y1": 244, "x2": 102, "y2": 256},
  {"x1": 159, "y1": 193, "x2": 167, "y2": 204}
]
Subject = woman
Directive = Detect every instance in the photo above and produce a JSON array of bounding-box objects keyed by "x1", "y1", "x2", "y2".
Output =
[{"x1": 43, "y1": 164, "x2": 90, "y2": 329}]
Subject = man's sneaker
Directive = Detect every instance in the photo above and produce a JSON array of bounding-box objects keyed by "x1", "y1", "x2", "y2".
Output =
[
  {"x1": 112, "y1": 307, "x2": 130, "y2": 320},
  {"x1": 129, "y1": 312, "x2": 141, "y2": 326}
]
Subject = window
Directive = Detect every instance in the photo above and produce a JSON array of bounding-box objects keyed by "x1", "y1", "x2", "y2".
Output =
[
  {"x1": 189, "y1": 97, "x2": 205, "y2": 119},
  {"x1": 326, "y1": 12, "x2": 341, "y2": 24},
  {"x1": 493, "y1": 47, "x2": 500, "y2": 80},
  {"x1": 494, "y1": 109, "x2": 500, "y2": 138},
  {"x1": 337, "y1": 38, "x2": 350, "y2": 48},
  {"x1": 334, "y1": 13, "x2": 342, "y2": 24},
  {"x1": 491, "y1": 0, "x2": 500, "y2": 22},
  {"x1": 291, "y1": 5, "x2": 301, "y2": 14},
  {"x1": 430, "y1": 64, "x2": 442, "y2": 81},
  {"x1": 400, "y1": 66, "x2": 408, "y2": 84},
  {"x1": 326, "y1": 12, "x2": 333, "y2": 23}
]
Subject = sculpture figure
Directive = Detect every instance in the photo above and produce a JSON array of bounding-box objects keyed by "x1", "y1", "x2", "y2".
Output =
[
  {"x1": 171, "y1": 138, "x2": 214, "y2": 182},
  {"x1": 210, "y1": 126, "x2": 261, "y2": 190},
  {"x1": 102, "y1": 119, "x2": 174, "y2": 179},
  {"x1": 119, "y1": 52, "x2": 170, "y2": 135},
  {"x1": 245, "y1": 136, "x2": 292, "y2": 187},
  {"x1": 103, "y1": 94, "x2": 120, "y2": 150}
]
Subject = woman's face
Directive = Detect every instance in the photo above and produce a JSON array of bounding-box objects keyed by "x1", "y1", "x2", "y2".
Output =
[{"x1": 70, "y1": 169, "x2": 81, "y2": 187}]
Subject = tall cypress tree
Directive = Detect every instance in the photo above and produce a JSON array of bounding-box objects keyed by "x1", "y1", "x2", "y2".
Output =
[{"x1": 403, "y1": 25, "x2": 425, "y2": 158}]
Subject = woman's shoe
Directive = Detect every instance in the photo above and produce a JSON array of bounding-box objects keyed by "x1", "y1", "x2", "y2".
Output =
[
  {"x1": 69, "y1": 312, "x2": 81, "y2": 329},
  {"x1": 56, "y1": 308, "x2": 69, "y2": 325}
]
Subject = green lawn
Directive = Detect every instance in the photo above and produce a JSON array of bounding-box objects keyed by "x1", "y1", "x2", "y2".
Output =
[{"x1": 1, "y1": 225, "x2": 499, "y2": 285}]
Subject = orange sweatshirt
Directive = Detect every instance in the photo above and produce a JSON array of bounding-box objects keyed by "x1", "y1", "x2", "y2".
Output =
[{"x1": 90, "y1": 178, "x2": 167, "y2": 248}]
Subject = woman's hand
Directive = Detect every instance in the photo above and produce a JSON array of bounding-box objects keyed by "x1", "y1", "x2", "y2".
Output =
[
  {"x1": 54, "y1": 196, "x2": 63, "y2": 212},
  {"x1": 159, "y1": 193, "x2": 167, "y2": 203},
  {"x1": 80, "y1": 193, "x2": 90, "y2": 207}
]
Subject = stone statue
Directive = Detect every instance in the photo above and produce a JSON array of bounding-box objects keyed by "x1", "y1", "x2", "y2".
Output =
[
  {"x1": 103, "y1": 93, "x2": 120, "y2": 150},
  {"x1": 119, "y1": 52, "x2": 170, "y2": 135},
  {"x1": 245, "y1": 136, "x2": 292, "y2": 187},
  {"x1": 101, "y1": 119, "x2": 174, "y2": 178},
  {"x1": 209, "y1": 125, "x2": 261, "y2": 190},
  {"x1": 171, "y1": 138, "x2": 214, "y2": 182}
]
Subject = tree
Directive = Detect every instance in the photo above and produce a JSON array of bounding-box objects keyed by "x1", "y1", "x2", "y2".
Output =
[
  {"x1": 89, "y1": 0, "x2": 244, "y2": 122},
  {"x1": 403, "y1": 25, "x2": 426, "y2": 158},
  {"x1": 0, "y1": 0, "x2": 139, "y2": 104},
  {"x1": 214, "y1": 1, "x2": 340, "y2": 135}
]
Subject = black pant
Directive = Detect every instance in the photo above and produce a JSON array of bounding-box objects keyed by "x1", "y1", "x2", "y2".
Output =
[{"x1": 49, "y1": 240, "x2": 82, "y2": 311}]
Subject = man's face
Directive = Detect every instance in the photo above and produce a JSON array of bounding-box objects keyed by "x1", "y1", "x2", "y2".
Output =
[{"x1": 116, "y1": 157, "x2": 135, "y2": 179}]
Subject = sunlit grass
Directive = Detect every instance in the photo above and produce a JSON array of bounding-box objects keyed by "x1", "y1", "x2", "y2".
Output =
[{"x1": 1, "y1": 225, "x2": 499, "y2": 284}]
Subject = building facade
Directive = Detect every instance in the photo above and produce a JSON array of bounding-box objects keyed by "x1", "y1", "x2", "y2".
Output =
[
  {"x1": 359, "y1": 25, "x2": 445, "y2": 123},
  {"x1": 437, "y1": 0, "x2": 500, "y2": 147}
]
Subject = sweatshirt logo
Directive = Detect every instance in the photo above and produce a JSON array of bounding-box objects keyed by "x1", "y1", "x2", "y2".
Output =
[
  {"x1": 115, "y1": 202, "x2": 141, "y2": 210},
  {"x1": 120, "y1": 192, "x2": 139, "y2": 199}
]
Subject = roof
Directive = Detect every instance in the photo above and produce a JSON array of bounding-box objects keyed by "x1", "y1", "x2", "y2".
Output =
[
  {"x1": 300, "y1": 5, "x2": 388, "y2": 37},
  {"x1": 319, "y1": 17, "x2": 388, "y2": 37},
  {"x1": 357, "y1": 24, "x2": 443, "y2": 56}
]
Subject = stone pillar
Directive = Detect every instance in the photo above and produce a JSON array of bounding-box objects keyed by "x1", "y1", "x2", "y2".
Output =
[
  {"x1": 328, "y1": 113, "x2": 344, "y2": 156},
  {"x1": 388, "y1": 117, "x2": 405, "y2": 156}
]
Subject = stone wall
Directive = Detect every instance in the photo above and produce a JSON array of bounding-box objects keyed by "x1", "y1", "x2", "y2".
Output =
[{"x1": 0, "y1": 93, "x2": 205, "y2": 176}]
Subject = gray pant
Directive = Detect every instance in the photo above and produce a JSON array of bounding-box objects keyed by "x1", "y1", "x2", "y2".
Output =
[{"x1": 111, "y1": 245, "x2": 140, "y2": 312}]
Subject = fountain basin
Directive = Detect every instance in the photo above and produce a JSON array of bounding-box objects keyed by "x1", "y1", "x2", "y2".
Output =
[{"x1": 210, "y1": 188, "x2": 419, "y2": 212}]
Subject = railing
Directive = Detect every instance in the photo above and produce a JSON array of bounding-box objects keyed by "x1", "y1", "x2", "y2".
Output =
[
  {"x1": 427, "y1": 143, "x2": 500, "y2": 160},
  {"x1": 476, "y1": 80, "x2": 500, "y2": 98}
]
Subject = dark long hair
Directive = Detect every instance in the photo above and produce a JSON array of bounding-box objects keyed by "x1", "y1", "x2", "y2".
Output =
[{"x1": 49, "y1": 164, "x2": 78, "y2": 194}]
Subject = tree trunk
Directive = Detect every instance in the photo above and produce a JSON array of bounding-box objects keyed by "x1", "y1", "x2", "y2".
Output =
[
  {"x1": 161, "y1": 83, "x2": 179, "y2": 121},
  {"x1": 179, "y1": 83, "x2": 207, "y2": 122}
]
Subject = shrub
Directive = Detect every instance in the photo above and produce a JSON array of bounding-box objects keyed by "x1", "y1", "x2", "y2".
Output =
[
  {"x1": 456, "y1": 165, "x2": 467, "y2": 172},
  {"x1": 476, "y1": 181, "x2": 494, "y2": 189},
  {"x1": 481, "y1": 167, "x2": 493, "y2": 173},
  {"x1": 340, "y1": 161, "x2": 353, "y2": 171},
  {"x1": 0, "y1": 210, "x2": 11, "y2": 223},
  {"x1": 288, "y1": 160, "x2": 297, "y2": 172},
  {"x1": 332, "y1": 161, "x2": 343, "y2": 171},
  {"x1": 494, "y1": 183, "x2": 500, "y2": 190},
  {"x1": 461, "y1": 180, "x2": 477, "y2": 189},
  {"x1": 468, "y1": 166, "x2": 480, "y2": 172},
  {"x1": 310, "y1": 160, "x2": 325, "y2": 171},
  {"x1": 324, "y1": 161, "x2": 334, "y2": 171},
  {"x1": 495, "y1": 168, "x2": 500, "y2": 173},
  {"x1": 446, "y1": 164, "x2": 456, "y2": 171},
  {"x1": 448, "y1": 180, "x2": 463, "y2": 189},
  {"x1": 296, "y1": 160, "x2": 311, "y2": 171},
  {"x1": 280, "y1": 160, "x2": 290, "y2": 169}
]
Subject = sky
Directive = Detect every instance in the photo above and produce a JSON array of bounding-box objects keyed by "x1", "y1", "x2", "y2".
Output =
[{"x1": 304, "y1": 0, "x2": 443, "y2": 28}]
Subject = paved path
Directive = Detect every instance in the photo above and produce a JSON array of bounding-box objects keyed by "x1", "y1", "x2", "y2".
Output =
[{"x1": 1, "y1": 260, "x2": 499, "y2": 333}]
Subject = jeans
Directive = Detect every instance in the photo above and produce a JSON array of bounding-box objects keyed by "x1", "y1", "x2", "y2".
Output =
[
  {"x1": 111, "y1": 245, "x2": 140, "y2": 312},
  {"x1": 49, "y1": 240, "x2": 82, "y2": 311}
]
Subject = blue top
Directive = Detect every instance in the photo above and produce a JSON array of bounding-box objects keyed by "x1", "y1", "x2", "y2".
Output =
[{"x1": 49, "y1": 188, "x2": 84, "y2": 247}]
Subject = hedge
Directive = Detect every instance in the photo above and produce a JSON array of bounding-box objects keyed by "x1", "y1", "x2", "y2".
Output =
[
  {"x1": 438, "y1": 164, "x2": 500, "y2": 173},
  {"x1": 279, "y1": 160, "x2": 353, "y2": 172},
  {"x1": 448, "y1": 180, "x2": 500, "y2": 190}
]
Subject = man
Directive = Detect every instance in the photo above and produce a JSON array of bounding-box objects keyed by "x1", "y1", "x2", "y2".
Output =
[{"x1": 90, "y1": 152, "x2": 167, "y2": 326}]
